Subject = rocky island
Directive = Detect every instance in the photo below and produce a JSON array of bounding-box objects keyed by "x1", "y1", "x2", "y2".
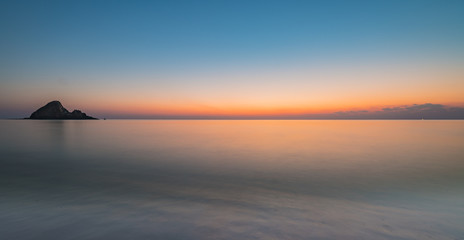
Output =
[{"x1": 27, "y1": 101, "x2": 97, "y2": 119}]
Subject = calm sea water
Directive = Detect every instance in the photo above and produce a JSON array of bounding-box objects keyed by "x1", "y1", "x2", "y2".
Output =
[{"x1": 1, "y1": 120, "x2": 463, "y2": 239}]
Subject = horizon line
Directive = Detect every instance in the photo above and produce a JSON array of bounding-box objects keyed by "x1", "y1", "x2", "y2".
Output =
[{"x1": 5, "y1": 117, "x2": 464, "y2": 120}]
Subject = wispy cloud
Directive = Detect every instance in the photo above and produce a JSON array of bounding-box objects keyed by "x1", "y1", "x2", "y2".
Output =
[{"x1": 327, "y1": 103, "x2": 464, "y2": 119}]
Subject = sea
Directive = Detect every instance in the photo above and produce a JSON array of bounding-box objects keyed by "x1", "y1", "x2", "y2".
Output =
[{"x1": 1, "y1": 120, "x2": 463, "y2": 240}]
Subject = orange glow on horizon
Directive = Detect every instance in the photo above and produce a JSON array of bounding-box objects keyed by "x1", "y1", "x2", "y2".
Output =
[
  {"x1": 2, "y1": 59, "x2": 463, "y2": 118},
  {"x1": 79, "y1": 99, "x2": 464, "y2": 117}
]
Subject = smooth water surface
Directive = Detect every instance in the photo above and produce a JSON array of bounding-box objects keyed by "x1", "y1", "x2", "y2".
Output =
[{"x1": 1, "y1": 120, "x2": 464, "y2": 239}]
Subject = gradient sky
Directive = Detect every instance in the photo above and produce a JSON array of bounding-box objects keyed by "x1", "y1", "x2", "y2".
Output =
[{"x1": 1, "y1": 0, "x2": 464, "y2": 118}]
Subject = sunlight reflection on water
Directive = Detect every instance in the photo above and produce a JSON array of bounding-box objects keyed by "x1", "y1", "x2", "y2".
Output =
[{"x1": 1, "y1": 120, "x2": 464, "y2": 239}]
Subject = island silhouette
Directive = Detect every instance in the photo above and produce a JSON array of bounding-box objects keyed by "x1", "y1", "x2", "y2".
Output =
[{"x1": 27, "y1": 101, "x2": 97, "y2": 119}]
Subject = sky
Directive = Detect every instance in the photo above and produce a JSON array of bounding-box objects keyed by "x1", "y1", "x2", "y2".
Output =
[{"x1": 1, "y1": 0, "x2": 464, "y2": 119}]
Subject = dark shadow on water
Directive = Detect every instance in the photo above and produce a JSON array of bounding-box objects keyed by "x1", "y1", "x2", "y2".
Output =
[{"x1": 46, "y1": 120, "x2": 67, "y2": 154}]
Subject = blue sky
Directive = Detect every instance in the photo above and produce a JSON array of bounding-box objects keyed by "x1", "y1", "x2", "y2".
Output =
[{"x1": 1, "y1": 0, "x2": 464, "y2": 118}]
